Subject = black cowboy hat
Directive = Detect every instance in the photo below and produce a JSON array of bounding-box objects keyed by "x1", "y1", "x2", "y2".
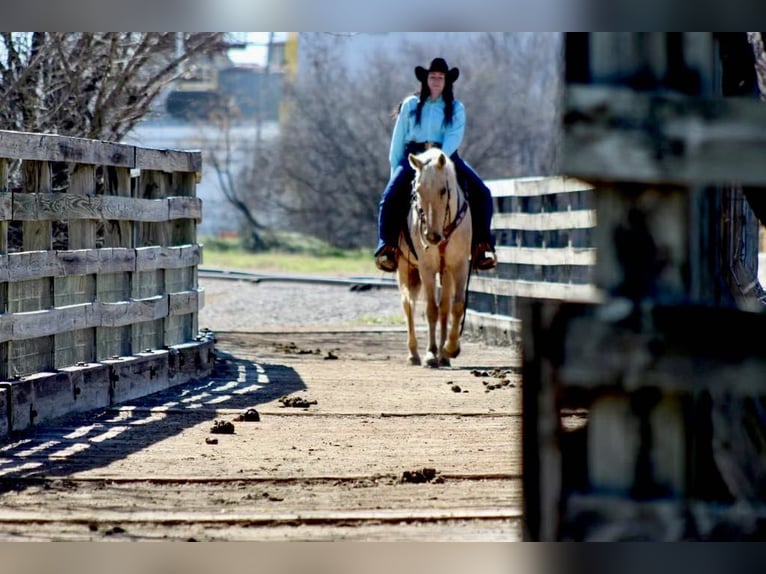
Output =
[{"x1": 415, "y1": 57, "x2": 459, "y2": 84}]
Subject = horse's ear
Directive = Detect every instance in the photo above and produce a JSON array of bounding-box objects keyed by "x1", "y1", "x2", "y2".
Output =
[
  {"x1": 437, "y1": 153, "x2": 447, "y2": 168},
  {"x1": 408, "y1": 153, "x2": 422, "y2": 170}
]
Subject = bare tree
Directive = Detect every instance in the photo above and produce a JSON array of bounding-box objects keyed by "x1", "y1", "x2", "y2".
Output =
[
  {"x1": 227, "y1": 33, "x2": 563, "y2": 250},
  {"x1": 0, "y1": 32, "x2": 228, "y2": 141}
]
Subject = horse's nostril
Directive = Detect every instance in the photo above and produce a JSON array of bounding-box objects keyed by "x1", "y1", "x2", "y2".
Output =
[{"x1": 428, "y1": 233, "x2": 442, "y2": 244}]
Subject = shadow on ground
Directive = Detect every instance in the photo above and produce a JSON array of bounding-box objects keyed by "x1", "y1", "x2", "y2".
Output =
[{"x1": 0, "y1": 349, "x2": 305, "y2": 493}]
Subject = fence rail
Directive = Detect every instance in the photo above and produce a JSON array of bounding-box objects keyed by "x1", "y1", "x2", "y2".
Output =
[
  {"x1": 465, "y1": 176, "x2": 600, "y2": 344},
  {"x1": 0, "y1": 129, "x2": 214, "y2": 438}
]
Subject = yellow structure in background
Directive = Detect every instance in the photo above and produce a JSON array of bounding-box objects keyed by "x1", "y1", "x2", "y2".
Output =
[{"x1": 279, "y1": 32, "x2": 299, "y2": 125}]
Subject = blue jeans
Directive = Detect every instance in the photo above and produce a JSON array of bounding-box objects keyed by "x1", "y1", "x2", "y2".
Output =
[{"x1": 375, "y1": 150, "x2": 494, "y2": 255}]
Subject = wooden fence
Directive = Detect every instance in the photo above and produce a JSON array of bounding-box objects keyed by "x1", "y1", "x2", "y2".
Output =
[
  {"x1": 0, "y1": 130, "x2": 214, "y2": 439},
  {"x1": 521, "y1": 32, "x2": 766, "y2": 541},
  {"x1": 464, "y1": 176, "x2": 601, "y2": 344}
]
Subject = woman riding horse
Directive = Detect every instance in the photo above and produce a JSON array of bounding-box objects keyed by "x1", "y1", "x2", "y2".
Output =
[{"x1": 374, "y1": 57, "x2": 497, "y2": 273}]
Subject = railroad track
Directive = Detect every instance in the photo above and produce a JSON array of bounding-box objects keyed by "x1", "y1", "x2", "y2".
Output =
[{"x1": 198, "y1": 268, "x2": 398, "y2": 290}]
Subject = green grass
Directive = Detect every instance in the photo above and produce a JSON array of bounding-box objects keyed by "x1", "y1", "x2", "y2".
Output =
[{"x1": 199, "y1": 232, "x2": 380, "y2": 276}]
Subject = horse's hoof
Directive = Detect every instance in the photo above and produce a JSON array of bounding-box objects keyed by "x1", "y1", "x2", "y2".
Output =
[
  {"x1": 425, "y1": 356, "x2": 440, "y2": 369},
  {"x1": 439, "y1": 356, "x2": 451, "y2": 367},
  {"x1": 408, "y1": 355, "x2": 421, "y2": 366},
  {"x1": 443, "y1": 344, "x2": 461, "y2": 359}
]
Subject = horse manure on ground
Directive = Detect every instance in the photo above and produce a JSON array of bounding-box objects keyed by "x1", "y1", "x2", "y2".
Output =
[
  {"x1": 210, "y1": 419, "x2": 235, "y2": 434},
  {"x1": 400, "y1": 468, "x2": 441, "y2": 484},
  {"x1": 279, "y1": 395, "x2": 318, "y2": 408},
  {"x1": 274, "y1": 342, "x2": 320, "y2": 355},
  {"x1": 234, "y1": 408, "x2": 261, "y2": 422}
]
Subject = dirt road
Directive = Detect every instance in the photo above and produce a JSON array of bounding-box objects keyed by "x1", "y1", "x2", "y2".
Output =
[{"x1": 0, "y1": 329, "x2": 522, "y2": 541}]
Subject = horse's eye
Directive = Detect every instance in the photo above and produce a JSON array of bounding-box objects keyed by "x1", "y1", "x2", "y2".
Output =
[{"x1": 440, "y1": 187, "x2": 447, "y2": 197}]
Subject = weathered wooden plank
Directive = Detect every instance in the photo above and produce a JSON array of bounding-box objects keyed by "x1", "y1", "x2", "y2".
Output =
[
  {"x1": 556, "y1": 306, "x2": 766, "y2": 393},
  {"x1": 136, "y1": 171, "x2": 170, "y2": 249},
  {"x1": 67, "y1": 165, "x2": 97, "y2": 259},
  {"x1": 3, "y1": 249, "x2": 136, "y2": 281},
  {"x1": 96, "y1": 248, "x2": 136, "y2": 274},
  {"x1": 0, "y1": 255, "x2": 10, "y2": 283},
  {"x1": 168, "y1": 289, "x2": 202, "y2": 316},
  {"x1": 21, "y1": 162, "x2": 52, "y2": 252},
  {"x1": 488, "y1": 176, "x2": 593, "y2": 197},
  {"x1": 135, "y1": 245, "x2": 201, "y2": 271},
  {"x1": 35, "y1": 192, "x2": 101, "y2": 221},
  {"x1": 0, "y1": 316, "x2": 14, "y2": 344},
  {"x1": 12, "y1": 304, "x2": 93, "y2": 340},
  {"x1": 496, "y1": 245, "x2": 596, "y2": 266},
  {"x1": 135, "y1": 147, "x2": 202, "y2": 174},
  {"x1": 101, "y1": 166, "x2": 133, "y2": 249},
  {"x1": 463, "y1": 310, "x2": 522, "y2": 346},
  {"x1": 0, "y1": 130, "x2": 134, "y2": 167},
  {"x1": 0, "y1": 194, "x2": 11, "y2": 221},
  {"x1": 11, "y1": 193, "x2": 194, "y2": 224},
  {"x1": 491, "y1": 210, "x2": 595, "y2": 231},
  {"x1": 167, "y1": 339, "x2": 215, "y2": 386},
  {"x1": 11, "y1": 193, "x2": 36, "y2": 220},
  {"x1": 469, "y1": 275, "x2": 603, "y2": 303},
  {"x1": 168, "y1": 197, "x2": 202, "y2": 220},
  {"x1": 1, "y1": 296, "x2": 171, "y2": 341},
  {"x1": 99, "y1": 296, "x2": 169, "y2": 328},
  {"x1": 8, "y1": 250, "x2": 65, "y2": 281},
  {"x1": 106, "y1": 350, "x2": 170, "y2": 404},
  {"x1": 101, "y1": 196, "x2": 169, "y2": 222},
  {"x1": 57, "y1": 362, "x2": 111, "y2": 415},
  {"x1": 564, "y1": 84, "x2": 766, "y2": 185}
]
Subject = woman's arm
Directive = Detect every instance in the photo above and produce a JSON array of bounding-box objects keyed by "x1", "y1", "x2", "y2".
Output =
[
  {"x1": 388, "y1": 97, "x2": 413, "y2": 173},
  {"x1": 441, "y1": 100, "x2": 465, "y2": 157}
]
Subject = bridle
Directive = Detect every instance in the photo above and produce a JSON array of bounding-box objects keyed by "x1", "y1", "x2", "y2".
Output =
[{"x1": 414, "y1": 166, "x2": 468, "y2": 275}]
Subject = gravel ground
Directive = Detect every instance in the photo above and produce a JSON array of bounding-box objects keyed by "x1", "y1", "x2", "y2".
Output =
[{"x1": 198, "y1": 277, "x2": 409, "y2": 332}]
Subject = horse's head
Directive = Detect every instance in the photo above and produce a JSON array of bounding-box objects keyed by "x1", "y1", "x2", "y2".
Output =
[{"x1": 408, "y1": 149, "x2": 459, "y2": 246}]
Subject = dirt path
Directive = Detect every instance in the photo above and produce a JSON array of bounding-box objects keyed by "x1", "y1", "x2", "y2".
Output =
[{"x1": 0, "y1": 329, "x2": 523, "y2": 541}]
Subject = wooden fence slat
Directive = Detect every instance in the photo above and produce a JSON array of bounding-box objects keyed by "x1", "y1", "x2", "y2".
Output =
[
  {"x1": 491, "y1": 210, "x2": 595, "y2": 231},
  {"x1": 496, "y1": 245, "x2": 596, "y2": 267},
  {"x1": 469, "y1": 276, "x2": 602, "y2": 303},
  {"x1": 135, "y1": 148, "x2": 201, "y2": 174},
  {"x1": 564, "y1": 84, "x2": 766, "y2": 186},
  {"x1": 0, "y1": 130, "x2": 135, "y2": 167},
  {"x1": 488, "y1": 177, "x2": 593, "y2": 197}
]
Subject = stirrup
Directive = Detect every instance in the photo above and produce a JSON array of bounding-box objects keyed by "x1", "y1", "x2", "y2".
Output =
[{"x1": 375, "y1": 246, "x2": 398, "y2": 273}]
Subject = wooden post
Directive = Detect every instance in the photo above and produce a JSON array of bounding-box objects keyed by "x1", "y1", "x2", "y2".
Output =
[
  {"x1": 10, "y1": 161, "x2": 54, "y2": 375},
  {"x1": 133, "y1": 169, "x2": 168, "y2": 353},
  {"x1": 96, "y1": 166, "x2": 134, "y2": 360},
  {"x1": 54, "y1": 163, "x2": 97, "y2": 368},
  {"x1": 523, "y1": 32, "x2": 766, "y2": 541}
]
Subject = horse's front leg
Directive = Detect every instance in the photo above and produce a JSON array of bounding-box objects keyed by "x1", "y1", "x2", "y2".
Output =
[
  {"x1": 398, "y1": 265, "x2": 421, "y2": 365},
  {"x1": 437, "y1": 272, "x2": 453, "y2": 366},
  {"x1": 421, "y1": 274, "x2": 440, "y2": 368},
  {"x1": 443, "y1": 265, "x2": 468, "y2": 361}
]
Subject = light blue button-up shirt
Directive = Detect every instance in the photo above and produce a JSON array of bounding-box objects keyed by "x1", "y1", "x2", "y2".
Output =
[{"x1": 388, "y1": 94, "x2": 466, "y2": 176}]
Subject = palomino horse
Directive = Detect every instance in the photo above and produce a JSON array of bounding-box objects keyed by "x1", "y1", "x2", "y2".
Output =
[{"x1": 397, "y1": 147, "x2": 472, "y2": 367}]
